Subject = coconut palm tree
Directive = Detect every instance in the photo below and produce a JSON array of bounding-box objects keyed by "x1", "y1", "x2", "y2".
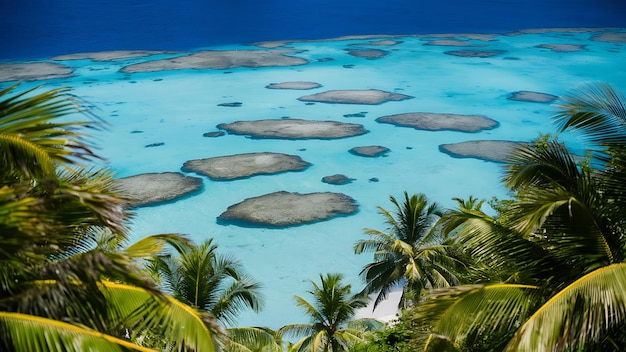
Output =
[
  {"x1": 416, "y1": 82, "x2": 626, "y2": 351},
  {"x1": 147, "y1": 238, "x2": 263, "y2": 326},
  {"x1": 146, "y1": 239, "x2": 279, "y2": 351},
  {"x1": 0, "y1": 83, "x2": 216, "y2": 351},
  {"x1": 278, "y1": 273, "x2": 383, "y2": 352},
  {"x1": 354, "y1": 192, "x2": 459, "y2": 309}
]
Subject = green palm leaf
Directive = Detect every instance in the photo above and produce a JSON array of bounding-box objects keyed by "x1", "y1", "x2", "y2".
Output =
[
  {"x1": 225, "y1": 326, "x2": 283, "y2": 352},
  {"x1": 418, "y1": 284, "x2": 539, "y2": 351},
  {"x1": 122, "y1": 233, "x2": 191, "y2": 259},
  {"x1": 0, "y1": 311, "x2": 154, "y2": 352},
  {"x1": 280, "y1": 274, "x2": 376, "y2": 351},
  {"x1": 278, "y1": 323, "x2": 315, "y2": 340},
  {"x1": 506, "y1": 263, "x2": 626, "y2": 351},
  {"x1": 553, "y1": 82, "x2": 626, "y2": 145},
  {"x1": 101, "y1": 281, "x2": 218, "y2": 351},
  {"x1": 505, "y1": 139, "x2": 582, "y2": 191},
  {"x1": 148, "y1": 239, "x2": 263, "y2": 328},
  {"x1": 0, "y1": 83, "x2": 100, "y2": 180},
  {"x1": 355, "y1": 193, "x2": 455, "y2": 309}
]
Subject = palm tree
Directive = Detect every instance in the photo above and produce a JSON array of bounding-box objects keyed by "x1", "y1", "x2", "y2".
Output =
[
  {"x1": 278, "y1": 273, "x2": 383, "y2": 352},
  {"x1": 146, "y1": 239, "x2": 278, "y2": 351},
  {"x1": 147, "y1": 238, "x2": 263, "y2": 326},
  {"x1": 0, "y1": 83, "x2": 216, "y2": 351},
  {"x1": 354, "y1": 192, "x2": 459, "y2": 309},
  {"x1": 416, "y1": 82, "x2": 626, "y2": 351}
]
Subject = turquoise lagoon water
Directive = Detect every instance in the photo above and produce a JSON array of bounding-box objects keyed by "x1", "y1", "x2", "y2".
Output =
[{"x1": 6, "y1": 30, "x2": 626, "y2": 328}]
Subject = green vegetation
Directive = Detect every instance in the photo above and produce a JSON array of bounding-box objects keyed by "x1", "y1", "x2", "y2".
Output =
[
  {"x1": 146, "y1": 239, "x2": 281, "y2": 351},
  {"x1": 362, "y1": 82, "x2": 626, "y2": 351},
  {"x1": 4, "y1": 81, "x2": 626, "y2": 351},
  {"x1": 354, "y1": 193, "x2": 459, "y2": 309},
  {"x1": 279, "y1": 273, "x2": 383, "y2": 351},
  {"x1": 0, "y1": 83, "x2": 216, "y2": 351}
]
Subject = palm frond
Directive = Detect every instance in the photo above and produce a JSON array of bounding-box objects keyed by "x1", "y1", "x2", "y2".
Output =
[
  {"x1": 277, "y1": 323, "x2": 315, "y2": 340},
  {"x1": 213, "y1": 273, "x2": 264, "y2": 326},
  {"x1": 0, "y1": 311, "x2": 155, "y2": 352},
  {"x1": 0, "y1": 185, "x2": 49, "y2": 261},
  {"x1": 0, "y1": 134, "x2": 56, "y2": 180},
  {"x1": 504, "y1": 139, "x2": 581, "y2": 191},
  {"x1": 288, "y1": 334, "x2": 314, "y2": 352},
  {"x1": 506, "y1": 263, "x2": 626, "y2": 352},
  {"x1": 101, "y1": 281, "x2": 218, "y2": 352},
  {"x1": 353, "y1": 230, "x2": 394, "y2": 254},
  {"x1": 53, "y1": 167, "x2": 129, "y2": 235},
  {"x1": 123, "y1": 233, "x2": 191, "y2": 259},
  {"x1": 294, "y1": 296, "x2": 325, "y2": 324},
  {"x1": 310, "y1": 330, "x2": 329, "y2": 352},
  {"x1": 0, "y1": 83, "x2": 101, "y2": 180},
  {"x1": 452, "y1": 212, "x2": 565, "y2": 285},
  {"x1": 417, "y1": 284, "x2": 539, "y2": 351},
  {"x1": 225, "y1": 326, "x2": 282, "y2": 352},
  {"x1": 333, "y1": 329, "x2": 369, "y2": 350},
  {"x1": 346, "y1": 318, "x2": 384, "y2": 332},
  {"x1": 553, "y1": 82, "x2": 626, "y2": 145}
]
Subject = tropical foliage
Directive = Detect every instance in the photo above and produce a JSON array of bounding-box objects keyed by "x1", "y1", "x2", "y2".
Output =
[
  {"x1": 279, "y1": 273, "x2": 383, "y2": 352},
  {"x1": 0, "y1": 83, "x2": 216, "y2": 351},
  {"x1": 414, "y1": 82, "x2": 626, "y2": 351},
  {"x1": 145, "y1": 238, "x2": 283, "y2": 351},
  {"x1": 354, "y1": 192, "x2": 460, "y2": 310}
]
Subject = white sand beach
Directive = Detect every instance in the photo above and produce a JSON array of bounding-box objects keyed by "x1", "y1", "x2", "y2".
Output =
[{"x1": 354, "y1": 289, "x2": 403, "y2": 323}]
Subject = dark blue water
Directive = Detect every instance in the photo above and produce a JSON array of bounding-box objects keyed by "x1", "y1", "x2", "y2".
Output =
[{"x1": 2, "y1": 0, "x2": 625, "y2": 60}]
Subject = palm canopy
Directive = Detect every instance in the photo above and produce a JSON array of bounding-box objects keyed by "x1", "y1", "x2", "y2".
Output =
[
  {"x1": 354, "y1": 192, "x2": 459, "y2": 309},
  {"x1": 0, "y1": 84, "x2": 216, "y2": 351},
  {"x1": 146, "y1": 238, "x2": 264, "y2": 326},
  {"x1": 0, "y1": 83, "x2": 99, "y2": 181},
  {"x1": 552, "y1": 81, "x2": 626, "y2": 146},
  {"x1": 279, "y1": 273, "x2": 383, "y2": 352},
  {"x1": 417, "y1": 82, "x2": 626, "y2": 351}
]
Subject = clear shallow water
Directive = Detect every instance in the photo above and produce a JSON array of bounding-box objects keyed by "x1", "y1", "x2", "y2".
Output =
[{"x1": 5, "y1": 30, "x2": 626, "y2": 328}]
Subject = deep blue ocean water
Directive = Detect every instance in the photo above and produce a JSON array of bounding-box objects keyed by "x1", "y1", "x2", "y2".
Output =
[{"x1": 2, "y1": 0, "x2": 625, "y2": 60}]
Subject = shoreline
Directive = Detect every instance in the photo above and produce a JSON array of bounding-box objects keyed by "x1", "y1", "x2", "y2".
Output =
[{"x1": 354, "y1": 289, "x2": 403, "y2": 324}]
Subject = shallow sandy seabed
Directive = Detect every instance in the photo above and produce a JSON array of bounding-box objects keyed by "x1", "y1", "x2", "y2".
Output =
[
  {"x1": 245, "y1": 29, "x2": 622, "y2": 49},
  {"x1": 418, "y1": 33, "x2": 497, "y2": 41},
  {"x1": 322, "y1": 174, "x2": 355, "y2": 185},
  {"x1": 218, "y1": 191, "x2": 359, "y2": 227},
  {"x1": 265, "y1": 81, "x2": 322, "y2": 89},
  {"x1": 253, "y1": 33, "x2": 498, "y2": 49},
  {"x1": 444, "y1": 49, "x2": 507, "y2": 58},
  {"x1": 349, "y1": 145, "x2": 390, "y2": 157},
  {"x1": 591, "y1": 31, "x2": 626, "y2": 43},
  {"x1": 181, "y1": 152, "x2": 311, "y2": 180},
  {"x1": 297, "y1": 89, "x2": 413, "y2": 104},
  {"x1": 439, "y1": 140, "x2": 528, "y2": 163},
  {"x1": 252, "y1": 35, "x2": 405, "y2": 48},
  {"x1": 346, "y1": 48, "x2": 389, "y2": 59},
  {"x1": 423, "y1": 39, "x2": 488, "y2": 47},
  {"x1": 0, "y1": 62, "x2": 73, "y2": 82},
  {"x1": 507, "y1": 91, "x2": 558, "y2": 103},
  {"x1": 348, "y1": 39, "x2": 403, "y2": 46},
  {"x1": 509, "y1": 27, "x2": 616, "y2": 35},
  {"x1": 217, "y1": 119, "x2": 368, "y2": 139},
  {"x1": 536, "y1": 44, "x2": 586, "y2": 52},
  {"x1": 120, "y1": 49, "x2": 309, "y2": 72},
  {"x1": 51, "y1": 50, "x2": 179, "y2": 61},
  {"x1": 115, "y1": 172, "x2": 203, "y2": 207},
  {"x1": 376, "y1": 112, "x2": 499, "y2": 133}
]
